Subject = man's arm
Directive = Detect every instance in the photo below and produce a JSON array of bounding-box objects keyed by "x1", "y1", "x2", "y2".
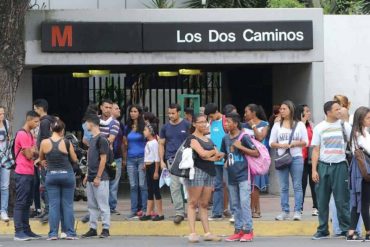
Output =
[
  {"x1": 311, "y1": 146, "x2": 320, "y2": 183},
  {"x1": 159, "y1": 138, "x2": 166, "y2": 169},
  {"x1": 96, "y1": 154, "x2": 107, "y2": 179}
]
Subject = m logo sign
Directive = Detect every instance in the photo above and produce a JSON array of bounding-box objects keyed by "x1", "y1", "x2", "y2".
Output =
[{"x1": 51, "y1": 25, "x2": 72, "y2": 48}]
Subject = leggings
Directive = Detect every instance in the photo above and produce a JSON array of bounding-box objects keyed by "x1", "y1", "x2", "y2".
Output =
[
  {"x1": 146, "y1": 163, "x2": 161, "y2": 201},
  {"x1": 350, "y1": 180, "x2": 370, "y2": 231}
]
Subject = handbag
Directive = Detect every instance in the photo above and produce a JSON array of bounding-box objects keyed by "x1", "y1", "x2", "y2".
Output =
[
  {"x1": 354, "y1": 148, "x2": 370, "y2": 181},
  {"x1": 169, "y1": 139, "x2": 190, "y2": 178},
  {"x1": 274, "y1": 122, "x2": 298, "y2": 170}
]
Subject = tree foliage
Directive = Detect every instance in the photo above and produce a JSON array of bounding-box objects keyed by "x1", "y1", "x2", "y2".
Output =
[
  {"x1": 268, "y1": 0, "x2": 305, "y2": 8},
  {"x1": 145, "y1": 0, "x2": 175, "y2": 8},
  {"x1": 184, "y1": 0, "x2": 268, "y2": 8}
]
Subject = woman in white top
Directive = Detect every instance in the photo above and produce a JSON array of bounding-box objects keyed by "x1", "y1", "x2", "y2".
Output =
[
  {"x1": 269, "y1": 100, "x2": 308, "y2": 221},
  {"x1": 347, "y1": 106, "x2": 370, "y2": 241},
  {"x1": 0, "y1": 106, "x2": 10, "y2": 222}
]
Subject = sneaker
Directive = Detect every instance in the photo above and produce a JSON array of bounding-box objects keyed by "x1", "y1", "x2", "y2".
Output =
[
  {"x1": 225, "y1": 231, "x2": 244, "y2": 242},
  {"x1": 25, "y1": 231, "x2": 42, "y2": 240},
  {"x1": 293, "y1": 211, "x2": 302, "y2": 221},
  {"x1": 35, "y1": 211, "x2": 46, "y2": 219},
  {"x1": 312, "y1": 231, "x2": 330, "y2": 240},
  {"x1": 140, "y1": 215, "x2": 152, "y2": 221},
  {"x1": 81, "y1": 228, "x2": 97, "y2": 238},
  {"x1": 137, "y1": 210, "x2": 144, "y2": 217},
  {"x1": 1, "y1": 212, "x2": 9, "y2": 222},
  {"x1": 252, "y1": 212, "x2": 261, "y2": 218},
  {"x1": 346, "y1": 233, "x2": 364, "y2": 242},
  {"x1": 129, "y1": 213, "x2": 139, "y2": 219},
  {"x1": 81, "y1": 214, "x2": 90, "y2": 223},
  {"x1": 208, "y1": 215, "x2": 223, "y2": 221},
  {"x1": 188, "y1": 233, "x2": 200, "y2": 243},
  {"x1": 223, "y1": 210, "x2": 232, "y2": 218},
  {"x1": 240, "y1": 231, "x2": 254, "y2": 242},
  {"x1": 66, "y1": 236, "x2": 79, "y2": 240},
  {"x1": 14, "y1": 232, "x2": 32, "y2": 241},
  {"x1": 152, "y1": 215, "x2": 165, "y2": 221},
  {"x1": 46, "y1": 236, "x2": 58, "y2": 241},
  {"x1": 110, "y1": 209, "x2": 121, "y2": 215},
  {"x1": 99, "y1": 229, "x2": 110, "y2": 238},
  {"x1": 203, "y1": 232, "x2": 222, "y2": 242},
  {"x1": 60, "y1": 232, "x2": 67, "y2": 239},
  {"x1": 333, "y1": 231, "x2": 347, "y2": 238},
  {"x1": 312, "y1": 208, "x2": 319, "y2": 216},
  {"x1": 275, "y1": 212, "x2": 290, "y2": 221},
  {"x1": 173, "y1": 215, "x2": 184, "y2": 224},
  {"x1": 229, "y1": 215, "x2": 235, "y2": 223},
  {"x1": 40, "y1": 213, "x2": 49, "y2": 224},
  {"x1": 365, "y1": 234, "x2": 370, "y2": 241}
]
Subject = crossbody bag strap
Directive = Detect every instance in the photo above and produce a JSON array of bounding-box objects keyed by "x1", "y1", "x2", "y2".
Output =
[{"x1": 288, "y1": 122, "x2": 298, "y2": 145}]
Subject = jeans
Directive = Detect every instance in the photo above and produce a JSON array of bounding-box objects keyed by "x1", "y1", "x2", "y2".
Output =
[
  {"x1": 330, "y1": 195, "x2": 362, "y2": 234},
  {"x1": 87, "y1": 180, "x2": 110, "y2": 229},
  {"x1": 40, "y1": 166, "x2": 49, "y2": 213},
  {"x1": 277, "y1": 156, "x2": 304, "y2": 213},
  {"x1": 14, "y1": 174, "x2": 34, "y2": 234},
  {"x1": 228, "y1": 180, "x2": 253, "y2": 232},
  {"x1": 46, "y1": 170, "x2": 76, "y2": 238},
  {"x1": 212, "y1": 166, "x2": 225, "y2": 216},
  {"x1": 0, "y1": 166, "x2": 10, "y2": 213},
  {"x1": 127, "y1": 157, "x2": 147, "y2": 214},
  {"x1": 109, "y1": 158, "x2": 122, "y2": 210},
  {"x1": 33, "y1": 167, "x2": 41, "y2": 211}
]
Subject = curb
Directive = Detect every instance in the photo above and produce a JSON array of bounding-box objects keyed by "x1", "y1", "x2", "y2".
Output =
[{"x1": 0, "y1": 220, "x2": 319, "y2": 236}]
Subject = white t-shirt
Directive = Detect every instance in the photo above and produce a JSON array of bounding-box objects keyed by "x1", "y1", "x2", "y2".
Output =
[
  {"x1": 0, "y1": 120, "x2": 9, "y2": 152},
  {"x1": 144, "y1": 139, "x2": 160, "y2": 163},
  {"x1": 269, "y1": 121, "x2": 308, "y2": 157},
  {"x1": 311, "y1": 120, "x2": 351, "y2": 163},
  {"x1": 352, "y1": 130, "x2": 370, "y2": 153}
]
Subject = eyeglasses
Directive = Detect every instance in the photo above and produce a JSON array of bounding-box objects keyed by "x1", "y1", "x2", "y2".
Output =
[{"x1": 195, "y1": 121, "x2": 208, "y2": 125}]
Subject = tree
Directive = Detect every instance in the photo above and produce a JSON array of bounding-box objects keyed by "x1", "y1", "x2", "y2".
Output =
[
  {"x1": 145, "y1": 0, "x2": 175, "y2": 8},
  {"x1": 320, "y1": 0, "x2": 369, "y2": 13},
  {"x1": 0, "y1": 0, "x2": 30, "y2": 121},
  {"x1": 268, "y1": 0, "x2": 305, "y2": 7},
  {"x1": 184, "y1": 0, "x2": 268, "y2": 8}
]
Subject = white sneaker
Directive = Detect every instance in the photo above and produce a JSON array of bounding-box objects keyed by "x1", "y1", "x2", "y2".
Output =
[
  {"x1": 312, "y1": 208, "x2": 319, "y2": 216},
  {"x1": 229, "y1": 215, "x2": 235, "y2": 223},
  {"x1": 60, "y1": 232, "x2": 67, "y2": 239},
  {"x1": 1, "y1": 212, "x2": 9, "y2": 222},
  {"x1": 293, "y1": 211, "x2": 302, "y2": 221},
  {"x1": 275, "y1": 212, "x2": 290, "y2": 221}
]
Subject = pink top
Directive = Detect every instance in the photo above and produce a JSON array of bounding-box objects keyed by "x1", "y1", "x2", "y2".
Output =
[{"x1": 15, "y1": 130, "x2": 36, "y2": 175}]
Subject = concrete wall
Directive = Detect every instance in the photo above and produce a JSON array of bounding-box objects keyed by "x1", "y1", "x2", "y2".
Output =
[
  {"x1": 324, "y1": 16, "x2": 370, "y2": 114},
  {"x1": 24, "y1": 8, "x2": 324, "y2": 66},
  {"x1": 14, "y1": 69, "x2": 33, "y2": 132}
]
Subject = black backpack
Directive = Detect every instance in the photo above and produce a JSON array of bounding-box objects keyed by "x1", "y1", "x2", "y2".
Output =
[{"x1": 96, "y1": 135, "x2": 116, "y2": 181}]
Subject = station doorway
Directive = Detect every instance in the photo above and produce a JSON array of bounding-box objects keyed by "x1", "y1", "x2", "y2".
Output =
[{"x1": 32, "y1": 64, "x2": 274, "y2": 134}]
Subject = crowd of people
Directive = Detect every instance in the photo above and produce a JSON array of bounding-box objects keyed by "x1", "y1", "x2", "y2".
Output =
[{"x1": 0, "y1": 94, "x2": 369, "y2": 243}]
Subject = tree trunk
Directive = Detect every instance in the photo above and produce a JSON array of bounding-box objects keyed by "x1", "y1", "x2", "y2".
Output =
[{"x1": 0, "y1": 0, "x2": 30, "y2": 121}]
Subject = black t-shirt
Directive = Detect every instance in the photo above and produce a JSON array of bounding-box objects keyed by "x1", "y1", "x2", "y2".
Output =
[
  {"x1": 87, "y1": 134, "x2": 110, "y2": 182},
  {"x1": 186, "y1": 135, "x2": 216, "y2": 177}
]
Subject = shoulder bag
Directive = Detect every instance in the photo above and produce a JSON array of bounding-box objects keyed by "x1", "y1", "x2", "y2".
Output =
[{"x1": 274, "y1": 122, "x2": 298, "y2": 170}]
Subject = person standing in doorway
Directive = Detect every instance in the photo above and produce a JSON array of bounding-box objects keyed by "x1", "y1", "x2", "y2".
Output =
[
  {"x1": 124, "y1": 105, "x2": 148, "y2": 219},
  {"x1": 347, "y1": 106, "x2": 370, "y2": 241},
  {"x1": 295, "y1": 104, "x2": 318, "y2": 216},
  {"x1": 0, "y1": 106, "x2": 11, "y2": 222},
  {"x1": 204, "y1": 103, "x2": 230, "y2": 221},
  {"x1": 243, "y1": 104, "x2": 269, "y2": 219},
  {"x1": 185, "y1": 107, "x2": 194, "y2": 123},
  {"x1": 186, "y1": 114, "x2": 224, "y2": 243},
  {"x1": 269, "y1": 100, "x2": 308, "y2": 221},
  {"x1": 13, "y1": 111, "x2": 41, "y2": 241},
  {"x1": 109, "y1": 103, "x2": 125, "y2": 215},
  {"x1": 33, "y1": 99, "x2": 55, "y2": 224},
  {"x1": 159, "y1": 103, "x2": 191, "y2": 224},
  {"x1": 311, "y1": 101, "x2": 351, "y2": 240},
  {"x1": 82, "y1": 115, "x2": 111, "y2": 239},
  {"x1": 39, "y1": 118, "x2": 78, "y2": 240}
]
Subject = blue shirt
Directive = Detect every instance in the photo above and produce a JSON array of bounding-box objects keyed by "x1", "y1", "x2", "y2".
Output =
[
  {"x1": 221, "y1": 132, "x2": 256, "y2": 185},
  {"x1": 159, "y1": 120, "x2": 190, "y2": 160},
  {"x1": 127, "y1": 131, "x2": 146, "y2": 158},
  {"x1": 210, "y1": 118, "x2": 226, "y2": 165}
]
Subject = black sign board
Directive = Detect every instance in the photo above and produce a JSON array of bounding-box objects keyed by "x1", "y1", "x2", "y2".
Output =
[
  {"x1": 41, "y1": 22, "x2": 142, "y2": 52},
  {"x1": 143, "y1": 21, "x2": 313, "y2": 52},
  {"x1": 41, "y1": 21, "x2": 313, "y2": 52}
]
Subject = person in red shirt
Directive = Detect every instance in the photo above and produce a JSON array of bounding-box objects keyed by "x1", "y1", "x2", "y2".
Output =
[
  {"x1": 296, "y1": 104, "x2": 318, "y2": 216},
  {"x1": 14, "y1": 111, "x2": 41, "y2": 241}
]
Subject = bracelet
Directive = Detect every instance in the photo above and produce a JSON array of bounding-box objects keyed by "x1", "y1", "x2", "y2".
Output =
[{"x1": 95, "y1": 176, "x2": 101, "y2": 180}]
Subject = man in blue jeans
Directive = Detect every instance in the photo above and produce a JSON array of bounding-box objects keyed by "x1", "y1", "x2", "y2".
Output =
[
  {"x1": 13, "y1": 111, "x2": 41, "y2": 241},
  {"x1": 204, "y1": 103, "x2": 231, "y2": 221}
]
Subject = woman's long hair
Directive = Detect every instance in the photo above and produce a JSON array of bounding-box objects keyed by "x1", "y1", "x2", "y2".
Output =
[
  {"x1": 125, "y1": 105, "x2": 145, "y2": 135},
  {"x1": 350, "y1": 106, "x2": 370, "y2": 149},
  {"x1": 247, "y1": 104, "x2": 267, "y2": 121},
  {"x1": 280, "y1": 100, "x2": 296, "y2": 129},
  {"x1": 295, "y1": 104, "x2": 310, "y2": 127}
]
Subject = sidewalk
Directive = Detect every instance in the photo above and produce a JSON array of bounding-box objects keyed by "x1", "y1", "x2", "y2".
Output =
[{"x1": 0, "y1": 194, "x2": 322, "y2": 236}]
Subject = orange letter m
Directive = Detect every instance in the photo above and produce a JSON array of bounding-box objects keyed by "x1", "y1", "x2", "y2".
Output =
[{"x1": 51, "y1": 25, "x2": 72, "y2": 48}]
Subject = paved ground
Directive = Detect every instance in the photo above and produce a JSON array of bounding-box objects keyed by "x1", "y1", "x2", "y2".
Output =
[{"x1": 0, "y1": 236, "x2": 357, "y2": 247}]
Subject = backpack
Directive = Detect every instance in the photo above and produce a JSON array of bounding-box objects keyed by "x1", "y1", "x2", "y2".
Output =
[
  {"x1": 210, "y1": 115, "x2": 228, "y2": 133},
  {"x1": 96, "y1": 135, "x2": 117, "y2": 181},
  {"x1": 237, "y1": 131, "x2": 271, "y2": 179},
  {"x1": 1, "y1": 128, "x2": 27, "y2": 170}
]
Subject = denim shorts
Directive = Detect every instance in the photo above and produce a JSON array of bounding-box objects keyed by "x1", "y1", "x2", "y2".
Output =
[{"x1": 185, "y1": 167, "x2": 215, "y2": 188}]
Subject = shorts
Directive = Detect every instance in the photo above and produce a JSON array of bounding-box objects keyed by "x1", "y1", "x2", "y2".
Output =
[{"x1": 185, "y1": 167, "x2": 215, "y2": 188}]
